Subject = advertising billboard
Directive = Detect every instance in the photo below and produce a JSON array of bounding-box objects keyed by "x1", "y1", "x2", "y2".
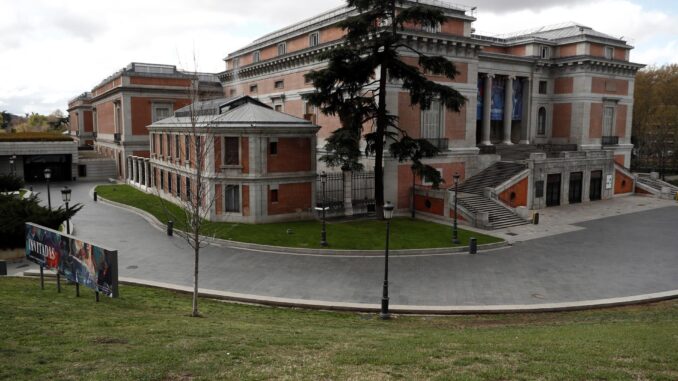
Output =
[{"x1": 25, "y1": 223, "x2": 119, "y2": 297}]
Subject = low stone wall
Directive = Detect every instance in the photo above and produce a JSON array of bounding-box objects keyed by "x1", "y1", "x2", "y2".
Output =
[{"x1": 0, "y1": 248, "x2": 24, "y2": 262}]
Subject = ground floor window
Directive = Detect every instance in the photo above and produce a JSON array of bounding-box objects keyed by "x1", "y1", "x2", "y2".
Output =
[
  {"x1": 177, "y1": 175, "x2": 182, "y2": 199},
  {"x1": 224, "y1": 185, "x2": 240, "y2": 213}
]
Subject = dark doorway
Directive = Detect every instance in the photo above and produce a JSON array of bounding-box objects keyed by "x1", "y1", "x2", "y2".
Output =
[
  {"x1": 546, "y1": 173, "x2": 561, "y2": 207},
  {"x1": 590, "y1": 170, "x2": 603, "y2": 201},
  {"x1": 24, "y1": 155, "x2": 72, "y2": 182},
  {"x1": 569, "y1": 172, "x2": 583, "y2": 204}
]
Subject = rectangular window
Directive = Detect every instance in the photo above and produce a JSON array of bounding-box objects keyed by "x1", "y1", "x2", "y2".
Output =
[
  {"x1": 166, "y1": 135, "x2": 171, "y2": 159},
  {"x1": 153, "y1": 104, "x2": 172, "y2": 123},
  {"x1": 270, "y1": 189, "x2": 279, "y2": 203},
  {"x1": 274, "y1": 104, "x2": 283, "y2": 112},
  {"x1": 250, "y1": 84, "x2": 258, "y2": 93},
  {"x1": 186, "y1": 177, "x2": 192, "y2": 201},
  {"x1": 277, "y1": 42, "x2": 286, "y2": 56},
  {"x1": 604, "y1": 46, "x2": 614, "y2": 59},
  {"x1": 223, "y1": 137, "x2": 240, "y2": 165},
  {"x1": 185, "y1": 136, "x2": 190, "y2": 162},
  {"x1": 269, "y1": 141, "x2": 278, "y2": 155},
  {"x1": 168, "y1": 173, "x2": 172, "y2": 194},
  {"x1": 253, "y1": 51, "x2": 260, "y2": 63},
  {"x1": 603, "y1": 106, "x2": 615, "y2": 136},
  {"x1": 175, "y1": 135, "x2": 180, "y2": 159},
  {"x1": 160, "y1": 170, "x2": 164, "y2": 191},
  {"x1": 422, "y1": 22, "x2": 441, "y2": 33},
  {"x1": 421, "y1": 100, "x2": 443, "y2": 139},
  {"x1": 540, "y1": 46, "x2": 551, "y2": 59},
  {"x1": 274, "y1": 80, "x2": 284, "y2": 89},
  {"x1": 114, "y1": 102, "x2": 122, "y2": 133},
  {"x1": 538, "y1": 81, "x2": 548, "y2": 94},
  {"x1": 224, "y1": 185, "x2": 240, "y2": 212},
  {"x1": 309, "y1": 32, "x2": 319, "y2": 47},
  {"x1": 177, "y1": 175, "x2": 182, "y2": 198}
]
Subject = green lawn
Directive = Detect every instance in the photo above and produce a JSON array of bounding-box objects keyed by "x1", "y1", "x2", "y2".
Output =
[
  {"x1": 1, "y1": 277, "x2": 677, "y2": 380},
  {"x1": 95, "y1": 185, "x2": 502, "y2": 250}
]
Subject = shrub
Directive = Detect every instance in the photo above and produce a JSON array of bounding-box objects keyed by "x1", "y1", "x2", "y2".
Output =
[
  {"x1": 0, "y1": 194, "x2": 82, "y2": 249},
  {"x1": 0, "y1": 174, "x2": 25, "y2": 192}
]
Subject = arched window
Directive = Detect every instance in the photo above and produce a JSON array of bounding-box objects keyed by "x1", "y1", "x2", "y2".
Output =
[{"x1": 537, "y1": 107, "x2": 546, "y2": 135}]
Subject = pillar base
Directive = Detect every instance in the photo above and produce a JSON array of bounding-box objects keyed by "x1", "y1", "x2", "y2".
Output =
[
  {"x1": 519, "y1": 140, "x2": 530, "y2": 145},
  {"x1": 502, "y1": 140, "x2": 514, "y2": 145},
  {"x1": 480, "y1": 141, "x2": 493, "y2": 146}
]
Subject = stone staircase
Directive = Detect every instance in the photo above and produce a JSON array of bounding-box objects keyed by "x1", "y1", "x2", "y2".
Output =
[
  {"x1": 454, "y1": 162, "x2": 529, "y2": 230},
  {"x1": 636, "y1": 174, "x2": 678, "y2": 199},
  {"x1": 457, "y1": 194, "x2": 529, "y2": 230},
  {"x1": 458, "y1": 162, "x2": 527, "y2": 195}
]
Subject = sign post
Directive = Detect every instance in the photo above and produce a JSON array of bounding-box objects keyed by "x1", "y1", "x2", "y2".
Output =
[{"x1": 25, "y1": 223, "x2": 119, "y2": 299}]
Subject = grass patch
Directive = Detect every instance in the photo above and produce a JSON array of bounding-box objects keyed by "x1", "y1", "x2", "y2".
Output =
[
  {"x1": 1, "y1": 277, "x2": 677, "y2": 380},
  {"x1": 95, "y1": 184, "x2": 502, "y2": 250}
]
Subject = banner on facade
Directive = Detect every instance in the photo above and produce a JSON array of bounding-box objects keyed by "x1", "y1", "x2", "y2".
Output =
[
  {"x1": 25, "y1": 223, "x2": 119, "y2": 297},
  {"x1": 477, "y1": 76, "x2": 484, "y2": 121},
  {"x1": 512, "y1": 78, "x2": 523, "y2": 121},
  {"x1": 490, "y1": 78, "x2": 505, "y2": 120}
]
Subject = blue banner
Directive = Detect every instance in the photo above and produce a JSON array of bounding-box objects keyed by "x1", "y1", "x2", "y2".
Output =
[
  {"x1": 25, "y1": 223, "x2": 119, "y2": 297},
  {"x1": 491, "y1": 78, "x2": 505, "y2": 121},
  {"x1": 512, "y1": 78, "x2": 523, "y2": 121}
]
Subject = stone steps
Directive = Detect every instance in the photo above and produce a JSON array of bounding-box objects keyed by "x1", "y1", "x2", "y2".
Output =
[{"x1": 458, "y1": 194, "x2": 529, "y2": 230}]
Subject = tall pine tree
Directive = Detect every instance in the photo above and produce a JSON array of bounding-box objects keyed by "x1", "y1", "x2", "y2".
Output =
[{"x1": 305, "y1": 0, "x2": 467, "y2": 218}]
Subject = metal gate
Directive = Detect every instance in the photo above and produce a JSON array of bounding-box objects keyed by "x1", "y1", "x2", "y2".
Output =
[{"x1": 315, "y1": 171, "x2": 376, "y2": 217}]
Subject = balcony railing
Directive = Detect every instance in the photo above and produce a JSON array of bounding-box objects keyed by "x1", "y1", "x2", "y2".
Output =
[
  {"x1": 602, "y1": 136, "x2": 619, "y2": 146},
  {"x1": 424, "y1": 138, "x2": 449, "y2": 151},
  {"x1": 114, "y1": 133, "x2": 121, "y2": 143}
]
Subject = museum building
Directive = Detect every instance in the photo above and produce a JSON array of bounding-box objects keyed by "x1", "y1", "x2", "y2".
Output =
[{"x1": 217, "y1": 0, "x2": 648, "y2": 228}]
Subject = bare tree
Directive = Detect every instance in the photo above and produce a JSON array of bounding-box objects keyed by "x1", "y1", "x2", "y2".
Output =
[{"x1": 152, "y1": 58, "x2": 217, "y2": 317}]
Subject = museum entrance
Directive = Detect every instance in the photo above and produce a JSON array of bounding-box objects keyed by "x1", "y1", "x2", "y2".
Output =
[
  {"x1": 546, "y1": 174, "x2": 561, "y2": 207},
  {"x1": 569, "y1": 172, "x2": 583, "y2": 204},
  {"x1": 23, "y1": 154, "x2": 72, "y2": 182},
  {"x1": 590, "y1": 170, "x2": 602, "y2": 201}
]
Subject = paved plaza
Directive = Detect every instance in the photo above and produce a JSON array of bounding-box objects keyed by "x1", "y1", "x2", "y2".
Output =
[{"x1": 10, "y1": 181, "x2": 678, "y2": 309}]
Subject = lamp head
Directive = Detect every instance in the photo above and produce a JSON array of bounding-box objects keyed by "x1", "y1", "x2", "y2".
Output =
[
  {"x1": 61, "y1": 186, "x2": 71, "y2": 203},
  {"x1": 43, "y1": 168, "x2": 52, "y2": 180},
  {"x1": 320, "y1": 171, "x2": 327, "y2": 184},
  {"x1": 383, "y1": 201, "x2": 395, "y2": 220},
  {"x1": 453, "y1": 172, "x2": 460, "y2": 183}
]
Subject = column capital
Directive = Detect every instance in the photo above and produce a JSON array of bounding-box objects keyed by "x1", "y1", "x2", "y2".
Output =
[
  {"x1": 485, "y1": 73, "x2": 495, "y2": 79},
  {"x1": 507, "y1": 75, "x2": 516, "y2": 81}
]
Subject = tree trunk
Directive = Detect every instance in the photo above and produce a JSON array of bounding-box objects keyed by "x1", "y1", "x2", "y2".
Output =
[
  {"x1": 374, "y1": 63, "x2": 387, "y2": 220},
  {"x1": 192, "y1": 239, "x2": 200, "y2": 317}
]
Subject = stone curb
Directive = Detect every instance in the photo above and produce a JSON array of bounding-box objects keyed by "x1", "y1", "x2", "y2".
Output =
[
  {"x1": 22, "y1": 271, "x2": 678, "y2": 314},
  {"x1": 91, "y1": 186, "x2": 509, "y2": 257}
]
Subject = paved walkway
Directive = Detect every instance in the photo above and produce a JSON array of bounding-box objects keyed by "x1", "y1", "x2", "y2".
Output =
[{"x1": 11, "y1": 181, "x2": 678, "y2": 309}]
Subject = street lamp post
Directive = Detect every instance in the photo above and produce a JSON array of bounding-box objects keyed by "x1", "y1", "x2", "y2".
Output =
[
  {"x1": 61, "y1": 186, "x2": 71, "y2": 233},
  {"x1": 452, "y1": 172, "x2": 460, "y2": 245},
  {"x1": 320, "y1": 171, "x2": 328, "y2": 247},
  {"x1": 380, "y1": 201, "x2": 395, "y2": 320},
  {"x1": 44, "y1": 168, "x2": 52, "y2": 210}
]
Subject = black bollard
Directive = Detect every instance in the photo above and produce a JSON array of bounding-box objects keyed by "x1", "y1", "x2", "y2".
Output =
[
  {"x1": 0, "y1": 260, "x2": 6, "y2": 276},
  {"x1": 533, "y1": 212, "x2": 539, "y2": 225},
  {"x1": 93, "y1": 191, "x2": 98, "y2": 202},
  {"x1": 57, "y1": 273, "x2": 61, "y2": 293},
  {"x1": 469, "y1": 237, "x2": 477, "y2": 254},
  {"x1": 76, "y1": 283, "x2": 80, "y2": 297},
  {"x1": 167, "y1": 220, "x2": 174, "y2": 236}
]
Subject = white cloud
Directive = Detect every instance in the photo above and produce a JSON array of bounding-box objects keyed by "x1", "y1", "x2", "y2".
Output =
[{"x1": 0, "y1": 0, "x2": 675, "y2": 115}]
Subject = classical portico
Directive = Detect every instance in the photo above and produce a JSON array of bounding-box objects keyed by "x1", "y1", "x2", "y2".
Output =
[{"x1": 478, "y1": 73, "x2": 530, "y2": 146}]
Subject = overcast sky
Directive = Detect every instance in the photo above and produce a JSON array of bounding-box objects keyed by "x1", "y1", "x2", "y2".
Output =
[{"x1": 1, "y1": 0, "x2": 676, "y2": 116}]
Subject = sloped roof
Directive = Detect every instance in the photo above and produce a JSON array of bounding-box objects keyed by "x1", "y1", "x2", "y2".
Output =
[
  {"x1": 149, "y1": 96, "x2": 316, "y2": 130},
  {"x1": 212, "y1": 102, "x2": 313, "y2": 125}
]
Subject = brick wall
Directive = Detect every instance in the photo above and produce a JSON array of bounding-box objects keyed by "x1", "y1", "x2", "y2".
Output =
[
  {"x1": 268, "y1": 138, "x2": 312, "y2": 173},
  {"x1": 498, "y1": 177, "x2": 528, "y2": 207},
  {"x1": 552, "y1": 103, "x2": 572, "y2": 138},
  {"x1": 268, "y1": 182, "x2": 312, "y2": 215}
]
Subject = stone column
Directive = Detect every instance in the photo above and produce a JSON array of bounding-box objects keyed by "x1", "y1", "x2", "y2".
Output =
[
  {"x1": 343, "y1": 169, "x2": 354, "y2": 217},
  {"x1": 133, "y1": 158, "x2": 139, "y2": 184},
  {"x1": 127, "y1": 156, "x2": 133, "y2": 181},
  {"x1": 140, "y1": 159, "x2": 145, "y2": 186},
  {"x1": 503, "y1": 76, "x2": 514, "y2": 145},
  {"x1": 145, "y1": 159, "x2": 151, "y2": 188},
  {"x1": 520, "y1": 77, "x2": 531, "y2": 144},
  {"x1": 481, "y1": 73, "x2": 493, "y2": 146}
]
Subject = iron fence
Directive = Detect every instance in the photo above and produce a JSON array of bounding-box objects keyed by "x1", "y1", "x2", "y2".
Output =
[
  {"x1": 351, "y1": 171, "x2": 375, "y2": 215},
  {"x1": 316, "y1": 172, "x2": 344, "y2": 217}
]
